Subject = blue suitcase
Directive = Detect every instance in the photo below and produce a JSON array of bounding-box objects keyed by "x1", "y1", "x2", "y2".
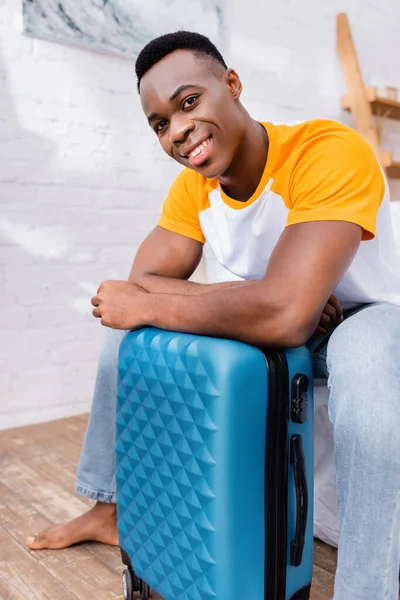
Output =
[{"x1": 116, "y1": 328, "x2": 314, "y2": 600}]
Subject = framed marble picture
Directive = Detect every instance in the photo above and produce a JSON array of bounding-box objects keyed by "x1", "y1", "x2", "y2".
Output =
[{"x1": 21, "y1": 0, "x2": 225, "y2": 59}]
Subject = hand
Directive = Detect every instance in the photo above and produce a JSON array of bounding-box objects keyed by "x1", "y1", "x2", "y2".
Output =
[
  {"x1": 91, "y1": 280, "x2": 148, "y2": 329},
  {"x1": 315, "y1": 293, "x2": 343, "y2": 335}
]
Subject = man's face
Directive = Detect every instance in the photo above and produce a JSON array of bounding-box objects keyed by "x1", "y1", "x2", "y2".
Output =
[{"x1": 140, "y1": 50, "x2": 243, "y2": 179}]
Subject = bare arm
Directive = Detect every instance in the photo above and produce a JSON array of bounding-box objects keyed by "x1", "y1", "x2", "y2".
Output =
[
  {"x1": 94, "y1": 221, "x2": 359, "y2": 346},
  {"x1": 129, "y1": 225, "x2": 252, "y2": 295},
  {"x1": 141, "y1": 221, "x2": 361, "y2": 347}
]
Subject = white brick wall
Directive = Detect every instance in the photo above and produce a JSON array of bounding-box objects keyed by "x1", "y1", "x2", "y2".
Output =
[{"x1": 1, "y1": 0, "x2": 400, "y2": 429}]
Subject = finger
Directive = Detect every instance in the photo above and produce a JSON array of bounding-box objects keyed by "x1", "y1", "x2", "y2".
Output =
[
  {"x1": 328, "y1": 294, "x2": 343, "y2": 321},
  {"x1": 323, "y1": 302, "x2": 337, "y2": 322},
  {"x1": 91, "y1": 296, "x2": 99, "y2": 307},
  {"x1": 316, "y1": 326, "x2": 328, "y2": 335},
  {"x1": 101, "y1": 318, "x2": 118, "y2": 328},
  {"x1": 319, "y1": 314, "x2": 332, "y2": 329},
  {"x1": 92, "y1": 307, "x2": 102, "y2": 318}
]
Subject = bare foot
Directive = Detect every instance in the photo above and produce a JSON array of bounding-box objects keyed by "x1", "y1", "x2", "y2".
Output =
[{"x1": 26, "y1": 501, "x2": 119, "y2": 550}]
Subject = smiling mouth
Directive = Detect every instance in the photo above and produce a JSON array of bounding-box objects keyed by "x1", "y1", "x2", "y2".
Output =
[
  {"x1": 187, "y1": 136, "x2": 211, "y2": 158},
  {"x1": 185, "y1": 136, "x2": 213, "y2": 167}
]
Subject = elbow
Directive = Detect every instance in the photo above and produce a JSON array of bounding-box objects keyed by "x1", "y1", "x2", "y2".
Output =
[
  {"x1": 279, "y1": 309, "x2": 315, "y2": 348},
  {"x1": 277, "y1": 322, "x2": 311, "y2": 348},
  {"x1": 258, "y1": 306, "x2": 314, "y2": 349}
]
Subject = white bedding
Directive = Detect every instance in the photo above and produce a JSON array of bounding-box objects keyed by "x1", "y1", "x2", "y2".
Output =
[{"x1": 314, "y1": 203, "x2": 400, "y2": 546}]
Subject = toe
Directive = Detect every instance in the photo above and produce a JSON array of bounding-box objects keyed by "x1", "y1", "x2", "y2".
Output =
[
  {"x1": 26, "y1": 531, "x2": 58, "y2": 550},
  {"x1": 26, "y1": 535, "x2": 41, "y2": 550}
]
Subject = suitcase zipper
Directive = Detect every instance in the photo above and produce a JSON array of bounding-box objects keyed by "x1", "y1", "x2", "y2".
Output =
[{"x1": 262, "y1": 351, "x2": 289, "y2": 600}]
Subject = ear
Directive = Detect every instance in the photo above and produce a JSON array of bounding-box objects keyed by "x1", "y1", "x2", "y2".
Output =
[{"x1": 224, "y1": 68, "x2": 242, "y2": 100}]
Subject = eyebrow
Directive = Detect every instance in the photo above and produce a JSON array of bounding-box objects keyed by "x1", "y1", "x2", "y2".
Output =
[
  {"x1": 169, "y1": 84, "x2": 197, "y2": 102},
  {"x1": 147, "y1": 84, "x2": 198, "y2": 123}
]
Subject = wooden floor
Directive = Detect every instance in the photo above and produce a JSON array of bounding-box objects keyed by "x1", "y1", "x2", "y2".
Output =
[{"x1": 0, "y1": 416, "x2": 338, "y2": 600}]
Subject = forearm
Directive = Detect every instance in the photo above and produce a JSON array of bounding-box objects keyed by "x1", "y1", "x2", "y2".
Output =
[
  {"x1": 131, "y1": 273, "x2": 252, "y2": 296},
  {"x1": 142, "y1": 282, "x2": 303, "y2": 347}
]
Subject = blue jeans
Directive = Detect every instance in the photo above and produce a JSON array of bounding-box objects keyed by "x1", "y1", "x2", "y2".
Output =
[{"x1": 76, "y1": 303, "x2": 400, "y2": 599}]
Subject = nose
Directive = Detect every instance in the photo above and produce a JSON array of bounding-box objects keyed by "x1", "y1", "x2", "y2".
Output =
[{"x1": 169, "y1": 115, "x2": 194, "y2": 146}]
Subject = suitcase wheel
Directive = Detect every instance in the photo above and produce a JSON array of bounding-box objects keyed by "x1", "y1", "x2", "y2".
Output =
[
  {"x1": 122, "y1": 568, "x2": 142, "y2": 600},
  {"x1": 140, "y1": 581, "x2": 151, "y2": 599},
  {"x1": 122, "y1": 569, "x2": 133, "y2": 600}
]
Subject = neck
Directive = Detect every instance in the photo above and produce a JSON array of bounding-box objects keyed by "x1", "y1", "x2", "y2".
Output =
[{"x1": 218, "y1": 114, "x2": 269, "y2": 201}]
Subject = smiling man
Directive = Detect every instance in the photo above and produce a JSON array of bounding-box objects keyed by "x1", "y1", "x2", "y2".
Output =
[{"x1": 27, "y1": 32, "x2": 400, "y2": 600}]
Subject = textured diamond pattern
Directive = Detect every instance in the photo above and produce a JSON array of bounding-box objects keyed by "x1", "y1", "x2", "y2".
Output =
[{"x1": 116, "y1": 329, "x2": 220, "y2": 600}]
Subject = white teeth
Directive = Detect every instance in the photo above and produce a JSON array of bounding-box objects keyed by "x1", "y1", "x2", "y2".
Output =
[{"x1": 189, "y1": 138, "x2": 210, "y2": 158}]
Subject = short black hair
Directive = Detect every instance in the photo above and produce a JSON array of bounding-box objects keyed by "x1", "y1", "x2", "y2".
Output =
[{"x1": 135, "y1": 31, "x2": 228, "y2": 92}]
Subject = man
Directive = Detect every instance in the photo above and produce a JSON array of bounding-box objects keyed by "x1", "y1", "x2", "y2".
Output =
[{"x1": 27, "y1": 32, "x2": 400, "y2": 599}]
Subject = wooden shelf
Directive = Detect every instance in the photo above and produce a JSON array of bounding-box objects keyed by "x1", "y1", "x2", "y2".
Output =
[
  {"x1": 380, "y1": 151, "x2": 400, "y2": 178},
  {"x1": 342, "y1": 87, "x2": 400, "y2": 120},
  {"x1": 386, "y1": 162, "x2": 400, "y2": 178},
  {"x1": 337, "y1": 14, "x2": 399, "y2": 188}
]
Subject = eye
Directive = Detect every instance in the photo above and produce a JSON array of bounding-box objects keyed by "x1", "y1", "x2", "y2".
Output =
[
  {"x1": 182, "y1": 95, "x2": 199, "y2": 109},
  {"x1": 154, "y1": 120, "x2": 168, "y2": 134}
]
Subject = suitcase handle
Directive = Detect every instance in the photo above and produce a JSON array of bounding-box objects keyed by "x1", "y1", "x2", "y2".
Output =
[{"x1": 290, "y1": 434, "x2": 308, "y2": 566}]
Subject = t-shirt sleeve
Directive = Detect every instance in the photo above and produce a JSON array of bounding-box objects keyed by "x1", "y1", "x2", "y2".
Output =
[
  {"x1": 286, "y1": 129, "x2": 386, "y2": 241},
  {"x1": 158, "y1": 169, "x2": 206, "y2": 244}
]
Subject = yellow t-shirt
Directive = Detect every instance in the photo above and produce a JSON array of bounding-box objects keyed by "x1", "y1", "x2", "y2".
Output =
[{"x1": 158, "y1": 119, "x2": 400, "y2": 307}]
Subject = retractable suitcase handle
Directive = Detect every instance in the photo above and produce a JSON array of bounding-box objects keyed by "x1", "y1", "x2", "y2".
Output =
[{"x1": 290, "y1": 434, "x2": 308, "y2": 567}]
